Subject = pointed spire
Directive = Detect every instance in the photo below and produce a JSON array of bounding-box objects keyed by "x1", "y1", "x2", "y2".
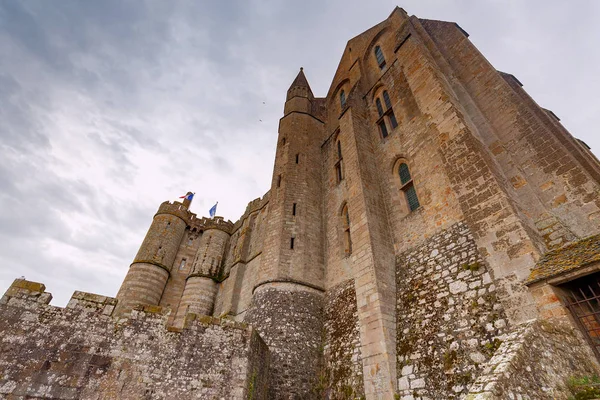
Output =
[
  {"x1": 289, "y1": 67, "x2": 310, "y2": 90},
  {"x1": 287, "y1": 67, "x2": 314, "y2": 101}
]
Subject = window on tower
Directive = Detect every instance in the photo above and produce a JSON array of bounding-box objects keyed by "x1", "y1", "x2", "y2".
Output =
[
  {"x1": 375, "y1": 90, "x2": 398, "y2": 139},
  {"x1": 398, "y1": 162, "x2": 420, "y2": 212},
  {"x1": 335, "y1": 139, "x2": 344, "y2": 183},
  {"x1": 340, "y1": 90, "x2": 346, "y2": 108},
  {"x1": 341, "y1": 204, "x2": 352, "y2": 255},
  {"x1": 375, "y1": 45, "x2": 386, "y2": 69}
]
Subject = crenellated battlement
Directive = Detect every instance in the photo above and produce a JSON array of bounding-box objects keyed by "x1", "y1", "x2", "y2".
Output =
[
  {"x1": 232, "y1": 191, "x2": 270, "y2": 233},
  {"x1": 189, "y1": 215, "x2": 234, "y2": 234},
  {"x1": 155, "y1": 201, "x2": 192, "y2": 222}
]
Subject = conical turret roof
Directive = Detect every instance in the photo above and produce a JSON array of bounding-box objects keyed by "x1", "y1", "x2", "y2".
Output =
[
  {"x1": 289, "y1": 67, "x2": 311, "y2": 90},
  {"x1": 287, "y1": 68, "x2": 314, "y2": 100}
]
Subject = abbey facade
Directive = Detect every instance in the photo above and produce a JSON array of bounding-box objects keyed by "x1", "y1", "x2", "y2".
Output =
[{"x1": 2, "y1": 7, "x2": 600, "y2": 400}]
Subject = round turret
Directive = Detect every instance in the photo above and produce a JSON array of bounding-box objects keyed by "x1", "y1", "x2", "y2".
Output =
[
  {"x1": 115, "y1": 201, "x2": 190, "y2": 316},
  {"x1": 175, "y1": 227, "x2": 230, "y2": 322}
]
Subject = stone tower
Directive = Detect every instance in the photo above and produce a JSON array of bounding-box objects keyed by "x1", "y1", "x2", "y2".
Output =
[
  {"x1": 175, "y1": 220, "x2": 230, "y2": 323},
  {"x1": 114, "y1": 200, "x2": 189, "y2": 316},
  {"x1": 243, "y1": 68, "x2": 327, "y2": 397}
]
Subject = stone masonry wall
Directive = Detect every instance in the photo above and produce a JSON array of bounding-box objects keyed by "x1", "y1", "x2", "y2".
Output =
[
  {"x1": 466, "y1": 319, "x2": 600, "y2": 399},
  {"x1": 322, "y1": 279, "x2": 364, "y2": 400},
  {"x1": 0, "y1": 280, "x2": 269, "y2": 400},
  {"x1": 244, "y1": 284, "x2": 324, "y2": 399},
  {"x1": 396, "y1": 222, "x2": 508, "y2": 399}
]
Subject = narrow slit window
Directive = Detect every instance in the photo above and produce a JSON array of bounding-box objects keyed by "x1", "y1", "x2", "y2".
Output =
[
  {"x1": 277, "y1": 175, "x2": 282, "y2": 187},
  {"x1": 296, "y1": 153, "x2": 299, "y2": 164},
  {"x1": 179, "y1": 258, "x2": 187, "y2": 270},
  {"x1": 336, "y1": 140, "x2": 344, "y2": 183},
  {"x1": 290, "y1": 237, "x2": 295, "y2": 249},
  {"x1": 342, "y1": 204, "x2": 352, "y2": 255},
  {"x1": 375, "y1": 46, "x2": 386, "y2": 69},
  {"x1": 340, "y1": 90, "x2": 346, "y2": 108},
  {"x1": 292, "y1": 203, "x2": 297, "y2": 216}
]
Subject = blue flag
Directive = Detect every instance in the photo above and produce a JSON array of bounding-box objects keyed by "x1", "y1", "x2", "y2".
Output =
[{"x1": 209, "y1": 202, "x2": 218, "y2": 218}]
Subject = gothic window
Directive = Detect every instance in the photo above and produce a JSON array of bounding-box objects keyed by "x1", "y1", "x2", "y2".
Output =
[
  {"x1": 340, "y1": 90, "x2": 347, "y2": 108},
  {"x1": 375, "y1": 90, "x2": 398, "y2": 139},
  {"x1": 335, "y1": 140, "x2": 344, "y2": 183},
  {"x1": 376, "y1": 98, "x2": 384, "y2": 117},
  {"x1": 375, "y1": 45, "x2": 386, "y2": 69},
  {"x1": 179, "y1": 258, "x2": 187, "y2": 270},
  {"x1": 341, "y1": 204, "x2": 352, "y2": 255},
  {"x1": 398, "y1": 163, "x2": 420, "y2": 212}
]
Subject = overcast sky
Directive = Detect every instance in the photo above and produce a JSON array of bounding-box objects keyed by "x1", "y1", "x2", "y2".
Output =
[{"x1": 1, "y1": 0, "x2": 598, "y2": 306}]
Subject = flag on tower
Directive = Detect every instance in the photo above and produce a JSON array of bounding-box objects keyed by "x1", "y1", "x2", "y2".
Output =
[
  {"x1": 209, "y1": 202, "x2": 218, "y2": 218},
  {"x1": 179, "y1": 193, "x2": 194, "y2": 201}
]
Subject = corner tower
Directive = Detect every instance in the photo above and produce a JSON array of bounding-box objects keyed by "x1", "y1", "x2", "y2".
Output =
[
  {"x1": 244, "y1": 69, "x2": 327, "y2": 398},
  {"x1": 114, "y1": 200, "x2": 190, "y2": 316}
]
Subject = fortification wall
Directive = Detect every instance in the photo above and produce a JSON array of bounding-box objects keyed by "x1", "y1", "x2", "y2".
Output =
[
  {"x1": 0, "y1": 280, "x2": 269, "y2": 400},
  {"x1": 396, "y1": 222, "x2": 509, "y2": 399}
]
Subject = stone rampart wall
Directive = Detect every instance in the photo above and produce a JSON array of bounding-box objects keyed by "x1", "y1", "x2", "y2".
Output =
[{"x1": 0, "y1": 280, "x2": 269, "y2": 400}]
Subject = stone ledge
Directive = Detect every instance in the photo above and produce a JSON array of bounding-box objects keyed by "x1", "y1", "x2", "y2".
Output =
[{"x1": 525, "y1": 233, "x2": 600, "y2": 285}]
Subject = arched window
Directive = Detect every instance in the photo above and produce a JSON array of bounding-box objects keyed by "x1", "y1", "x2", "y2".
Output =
[
  {"x1": 341, "y1": 204, "x2": 352, "y2": 255},
  {"x1": 375, "y1": 98, "x2": 384, "y2": 117},
  {"x1": 335, "y1": 140, "x2": 344, "y2": 183},
  {"x1": 340, "y1": 90, "x2": 346, "y2": 108},
  {"x1": 374, "y1": 46, "x2": 386, "y2": 69},
  {"x1": 375, "y1": 90, "x2": 398, "y2": 139},
  {"x1": 398, "y1": 163, "x2": 420, "y2": 212}
]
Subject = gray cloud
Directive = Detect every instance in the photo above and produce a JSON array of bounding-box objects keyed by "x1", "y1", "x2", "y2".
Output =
[{"x1": 0, "y1": 0, "x2": 598, "y2": 306}]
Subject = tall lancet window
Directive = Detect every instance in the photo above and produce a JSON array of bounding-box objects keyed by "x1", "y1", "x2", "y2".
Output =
[
  {"x1": 375, "y1": 90, "x2": 398, "y2": 139},
  {"x1": 335, "y1": 139, "x2": 344, "y2": 183},
  {"x1": 340, "y1": 90, "x2": 347, "y2": 108},
  {"x1": 375, "y1": 45, "x2": 386, "y2": 69},
  {"x1": 341, "y1": 204, "x2": 352, "y2": 255},
  {"x1": 399, "y1": 163, "x2": 420, "y2": 212}
]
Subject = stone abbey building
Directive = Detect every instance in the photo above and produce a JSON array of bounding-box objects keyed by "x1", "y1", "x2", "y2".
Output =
[{"x1": 2, "y1": 7, "x2": 600, "y2": 400}]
